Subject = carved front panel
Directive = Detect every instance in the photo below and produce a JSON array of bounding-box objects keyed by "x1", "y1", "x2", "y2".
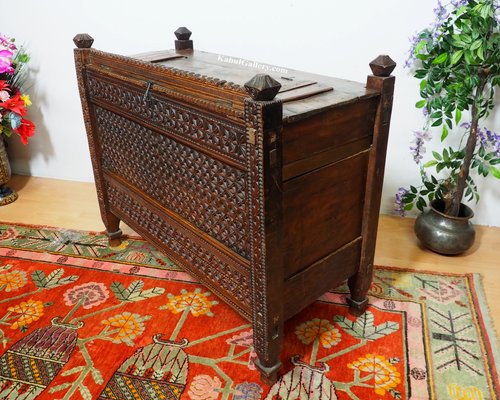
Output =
[
  {"x1": 94, "y1": 106, "x2": 249, "y2": 258},
  {"x1": 105, "y1": 182, "x2": 252, "y2": 312},
  {"x1": 86, "y1": 71, "x2": 247, "y2": 166}
]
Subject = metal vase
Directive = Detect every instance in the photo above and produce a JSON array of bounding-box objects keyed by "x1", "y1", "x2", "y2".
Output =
[
  {"x1": 0, "y1": 138, "x2": 18, "y2": 206},
  {"x1": 414, "y1": 199, "x2": 475, "y2": 255}
]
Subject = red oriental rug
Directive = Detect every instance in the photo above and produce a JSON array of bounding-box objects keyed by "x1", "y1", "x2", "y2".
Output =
[{"x1": 0, "y1": 222, "x2": 499, "y2": 400}]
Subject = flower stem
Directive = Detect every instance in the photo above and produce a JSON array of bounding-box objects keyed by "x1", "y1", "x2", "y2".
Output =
[
  {"x1": 310, "y1": 337, "x2": 320, "y2": 366},
  {"x1": 61, "y1": 298, "x2": 84, "y2": 324},
  {"x1": 71, "y1": 302, "x2": 125, "y2": 323},
  {"x1": 169, "y1": 307, "x2": 190, "y2": 341},
  {"x1": 0, "y1": 289, "x2": 41, "y2": 304}
]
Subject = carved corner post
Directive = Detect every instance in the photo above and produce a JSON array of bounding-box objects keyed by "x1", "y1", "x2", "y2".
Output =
[
  {"x1": 73, "y1": 34, "x2": 122, "y2": 246},
  {"x1": 174, "y1": 27, "x2": 193, "y2": 51},
  {"x1": 347, "y1": 55, "x2": 396, "y2": 315},
  {"x1": 244, "y1": 74, "x2": 284, "y2": 384}
]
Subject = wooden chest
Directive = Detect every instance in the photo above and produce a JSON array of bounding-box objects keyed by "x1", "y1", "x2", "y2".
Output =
[{"x1": 73, "y1": 28, "x2": 395, "y2": 383}]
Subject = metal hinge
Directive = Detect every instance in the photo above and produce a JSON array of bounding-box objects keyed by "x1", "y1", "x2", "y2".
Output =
[{"x1": 248, "y1": 128, "x2": 256, "y2": 145}]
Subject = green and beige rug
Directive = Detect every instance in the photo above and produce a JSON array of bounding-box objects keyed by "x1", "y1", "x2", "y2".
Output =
[{"x1": 0, "y1": 222, "x2": 498, "y2": 399}]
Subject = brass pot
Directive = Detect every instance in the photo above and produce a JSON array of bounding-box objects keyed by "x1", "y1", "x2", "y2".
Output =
[
  {"x1": 0, "y1": 138, "x2": 18, "y2": 206},
  {"x1": 414, "y1": 199, "x2": 475, "y2": 255}
]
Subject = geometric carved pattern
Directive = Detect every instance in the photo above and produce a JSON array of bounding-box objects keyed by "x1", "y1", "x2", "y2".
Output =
[
  {"x1": 95, "y1": 107, "x2": 249, "y2": 258},
  {"x1": 86, "y1": 72, "x2": 247, "y2": 166},
  {"x1": 245, "y1": 100, "x2": 268, "y2": 360},
  {"x1": 105, "y1": 182, "x2": 252, "y2": 311},
  {"x1": 244, "y1": 98, "x2": 283, "y2": 365}
]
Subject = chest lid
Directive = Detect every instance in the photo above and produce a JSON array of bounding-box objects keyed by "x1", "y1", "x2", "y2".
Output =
[{"x1": 127, "y1": 28, "x2": 378, "y2": 122}]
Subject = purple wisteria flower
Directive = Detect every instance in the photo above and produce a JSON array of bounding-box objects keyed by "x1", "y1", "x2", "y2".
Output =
[
  {"x1": 410, "y1": 130, "x2": 432, "y2": 163},
  {"x1": 422, "y1": 106, "x2": 429, "y2": 118},
  {"x1": 461, "y1": 122, "x2": 500, "y2": 157},
  {"x1": 479, "y1": 127, "x2": 500, "y2": 157},
  {"x1": 394, "y1": 187, "x2": 409, "y2": 216},
  {"x1": 451, "y1": 0, "x2": 468, "y2": 7},
  {"x1": 404, "y1": 32, "x2": 423, "y2": 69}
]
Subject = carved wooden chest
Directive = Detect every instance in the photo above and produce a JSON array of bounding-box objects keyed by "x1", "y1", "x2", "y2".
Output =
[{"x1": 73, "y1": 28, "x2": 395, "y2": 383}]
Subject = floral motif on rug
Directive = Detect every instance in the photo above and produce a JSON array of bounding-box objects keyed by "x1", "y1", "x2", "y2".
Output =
[{"x1": 0, "y1": 222, "x2": 499, "y2": 400}]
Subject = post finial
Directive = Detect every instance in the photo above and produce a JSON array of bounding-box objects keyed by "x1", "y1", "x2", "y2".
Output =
[
  {"x1": 369, "y1": 55, "x2": 396, "y2": 77},
  {"x1": 174, "y1": 27, "x2": 193, "y2": 51},
  {"x1": 244, "y1": 74, "x2": 281, "y2": 101},
  {"x1": 73, "y1": 33, "x2": 94, "y2": 49}
]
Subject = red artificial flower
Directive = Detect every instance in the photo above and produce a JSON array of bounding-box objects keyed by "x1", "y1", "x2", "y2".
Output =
[
  {"x1": 0, "y1": 80, "x2": 8, "y2": 91},
  {"x1": 0, "y1": 91, "x2": 26, "y2": 116},
  {"x1": 13, "y1": 118, "x2": 35, "y2": 145}
]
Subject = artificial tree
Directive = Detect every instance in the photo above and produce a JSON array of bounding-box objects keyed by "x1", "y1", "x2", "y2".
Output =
[{"x1": 398, "y1": 0, "x2": 499, "y2": 217}]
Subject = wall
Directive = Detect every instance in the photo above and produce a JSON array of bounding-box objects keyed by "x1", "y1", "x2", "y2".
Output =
[{"x1": 3, "y1": 0, "x2": 499, "y2": 226}]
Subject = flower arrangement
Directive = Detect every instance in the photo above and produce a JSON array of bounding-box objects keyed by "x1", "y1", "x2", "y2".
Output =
[
  {"x1": 396, "y1": 0, "x2": 499, "y2": 217},
  {"x1": 0, "y1": 33, "x2": 35, "y2": 145}
]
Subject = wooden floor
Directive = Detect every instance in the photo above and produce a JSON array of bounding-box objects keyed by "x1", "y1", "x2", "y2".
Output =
[{"x1": 2, "y1": 175, "x2": 499, "y2": 341}]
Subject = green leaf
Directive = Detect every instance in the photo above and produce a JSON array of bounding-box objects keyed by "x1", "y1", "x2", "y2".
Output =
[
  {"x1": 410, "y1": 185, "x2": 418, "y2": 194},
  {"x1": 414, "y1": 39, "x2": 427, "y2": 54},
  {"x1": 443, "y1": 148, "x2": 450, "y2": 162},
  {"x1": 44, "y1": 269, "x2": 64, "y2": 288},
  {"x1": 477, "y1": 45, "x2": 485, "y2": 61},
  {"x1": 432, "y1": 53, "x2": 448, "y2": 65},
  {"x1": 490, "y1": 167, "x2": 500, "y2": 179},
  {"x1": 420, "y1": 80, "x2": 427, "y2": 90},
  {"x1": 441, "y1": 125, "x2": 449, "y2": 141},
  {"x1": 61, "y1": 366, "x2": 85, "y2": 376},
  {"x1": 110, "y1": 282, "x2": 129, "y2": 301},
  {"x1": 432, "y1": 118, "x2": 443, "y2": 127},
  {"x1": 404, "y1": 203, "x2": 414, "y2": 211},
  {"x1": 31, "y1": 270, "x2": 47, "y2": 288},
  {"x1": 417, "y1": 197, "x2": 427, "y2": 210},
  {"x1": 111, "y1": 280, "x2": 165, "y2": 302},
  {"x1": 424, "y1": 160, "x2": 438, "y2": 168},
  {"x1": 91, "y1": 368, "x2": 104, "y2": 384},
  {"x1": 479, "y1": 146, "x2": 485, "y2": 158},
  {"x1": 479, "y1": 3, "x2": 492, "y2": 19},
  {"x1": 334, "y1": 311, "x2": 399, "y2": 341},
  {"x1": 424, "y1": 181, "x2": 435, "y2": 191},
  {"x1": 127, "y1": 280, "x2": 145, "y2": 296},
  {"x1": 450, "y1": 50, "x2": 464, "y2": 65},
  {"x1": 414, "y1": 69, "x2": 427, "y2": 79},
  {"x1": 58, "y1": 276, "x2": 79, "y2": 286},
  {"x1": 432, "y1": 151, "x2": 442, "y2": 161},
  {"x1": 128, "y1": 287, "x2": 166, "y2": 302},
  {"x1": 455, "y1": 109, "x2": 462, "y2": 125},
  {"x1": 415, "y1": 100, "x2": 426, "y2": 109},
  {"x1": 78, "y1": 386, "x2": 92, "y2": 399},
  {"x1": 470, "y1": 39, "x2": 482, "y2": 51}
]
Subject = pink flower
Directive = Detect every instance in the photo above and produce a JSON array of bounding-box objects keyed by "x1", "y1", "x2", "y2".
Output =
[
  {"x1": 188, "y1": 375, "x2": 221, "y2": 400},
  {"x1": 0, "y1": 90, "x2": 9, "y2": 102},
  {"x1": 0, "y1": 50, "x2": 13, "y2": 74},
  {"x1": 63, "y1": 282, "x2": 110, "y2": 309}
]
